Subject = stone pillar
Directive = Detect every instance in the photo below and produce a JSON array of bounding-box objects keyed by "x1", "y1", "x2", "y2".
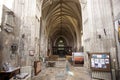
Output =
[
  {"x1": 0, "y1": 0, "x2": 3, "y2": 69},
  {"x1": 81, "y1": 0, "x2": 118, "y2": 68},
  {"x1": 81, "y1": 0, "x2": 118, "y2": 79},
  {"x1": 0, "y1": 32, "x2": 3, "y2": 70},
  {"x1": 0, "y1": 0, "x2": 3, "y2": 25},
  {"x1": 112, "y1": 0, "x2": 120, "y2": 68}
]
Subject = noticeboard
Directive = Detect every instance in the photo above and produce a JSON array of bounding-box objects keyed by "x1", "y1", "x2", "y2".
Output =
[{"x1": 90, "y1": 53, "x2": 111, "y2": 72}]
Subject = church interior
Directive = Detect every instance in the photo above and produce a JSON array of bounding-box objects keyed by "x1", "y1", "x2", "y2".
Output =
[{"x1": 0, "y1": 0, "x2": 120, "y2": 80}]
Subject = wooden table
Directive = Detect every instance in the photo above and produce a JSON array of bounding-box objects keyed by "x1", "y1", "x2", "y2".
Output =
[{"x1": 0, "y1": 67, "x2": 20, "y2": 80}]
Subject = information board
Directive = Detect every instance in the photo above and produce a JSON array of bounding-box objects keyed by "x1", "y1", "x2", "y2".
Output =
[{"x1": 90, "y1": 53, "x2": 111, "y2": 72}]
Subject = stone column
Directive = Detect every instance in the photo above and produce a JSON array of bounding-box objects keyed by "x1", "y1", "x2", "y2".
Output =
[{"x1": 112, "y1": 0, "x2": 120, "y2": 68}]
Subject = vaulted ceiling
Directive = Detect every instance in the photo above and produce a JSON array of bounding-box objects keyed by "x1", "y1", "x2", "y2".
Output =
[{"x1": 42, "y1": 0, "x2": 82, "y2": 46}]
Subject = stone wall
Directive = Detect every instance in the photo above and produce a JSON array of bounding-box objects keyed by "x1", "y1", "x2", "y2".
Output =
[
  {"x1": 34, "y1": 0, "x2": 41, "y2": 60},
  {"x1": 0, "y1": 5, "x2": 20, "y2": 68},
  {"x1": 13, "y1": 0, "x2": 41, "y2": 66},
  {"x1": 0, "y1": 0, "x2": 3, "y2": 25},
  {"x1": 0, "y1": 32, "x2": 3, "y2": 69},
  {"x1": 81, "y1": 0, "x2": 118, "y2": 79},
  {"x1": 81, "y1": 0, "x2": 117, "y2": 66},
  {"x1": 40, "y1": 20, "x2": 48, "y2": 57},
  {"x1": 0, "y1": 0, "x2": 3, "y2": 69},
  {"x1": 0, "y1": 0, "x2": 42, "y2": 68},
  {"x1": 112, "y1": 0, "x2": 120, "y2": 20},
  {"x1": 112, "y1": 0, "x2": 120, "y2": 67}
]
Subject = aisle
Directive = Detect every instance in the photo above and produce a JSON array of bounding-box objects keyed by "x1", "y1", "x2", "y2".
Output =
[{"x1": 32, "y1": 59, "x2": 91, "y2": 80}]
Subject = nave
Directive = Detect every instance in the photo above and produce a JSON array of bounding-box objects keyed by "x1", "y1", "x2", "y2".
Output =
[{"x1": 32, "y1": 58, "x2": 91, "y2": 80}]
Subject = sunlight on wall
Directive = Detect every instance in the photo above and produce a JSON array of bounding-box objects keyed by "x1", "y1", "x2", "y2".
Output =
[
  {"x1": 3, "y1": 0, "x2": 14, "y2": 10},
  {"x1": 0, "y1": 0, "x2": 14, "y2": 29}
]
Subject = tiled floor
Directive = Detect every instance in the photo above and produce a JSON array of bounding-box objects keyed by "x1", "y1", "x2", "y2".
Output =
[{"x1": 32, "y1": 58, "x2": 92, "y2": 80}]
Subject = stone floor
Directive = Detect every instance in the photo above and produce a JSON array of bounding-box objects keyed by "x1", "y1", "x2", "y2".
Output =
[{"x1": 32, "y1": 58, "x2": 92, "y2": 80}]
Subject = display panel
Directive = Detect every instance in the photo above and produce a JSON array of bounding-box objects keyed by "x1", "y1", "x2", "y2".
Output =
[{"x1": 90, "y1": 53, "x2": 111, "y2": 72}]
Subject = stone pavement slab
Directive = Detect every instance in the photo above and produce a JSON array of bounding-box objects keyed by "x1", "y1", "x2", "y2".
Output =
[{"x1": 32, "y1": 59, "x2": 92, "y2": 80}]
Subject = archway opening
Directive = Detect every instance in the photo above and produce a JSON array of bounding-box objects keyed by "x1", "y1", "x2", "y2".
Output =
[{"x1": 41, "y1": 0, "x2": 83, "y2": 57}]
